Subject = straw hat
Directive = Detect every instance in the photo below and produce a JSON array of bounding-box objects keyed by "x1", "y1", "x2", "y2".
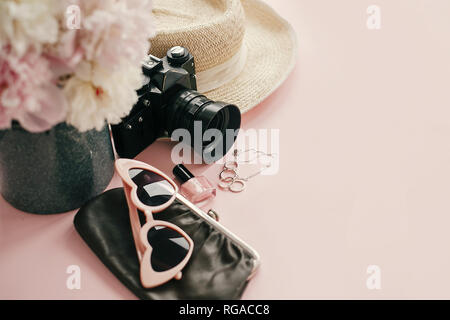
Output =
[{"x1": 150, "y1": 0, "x2": 298, "y2": 113}]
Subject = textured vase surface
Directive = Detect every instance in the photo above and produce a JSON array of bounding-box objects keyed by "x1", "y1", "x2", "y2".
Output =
[{"x1": 0, "y1": 123, "x2": 115, "y2": 214}]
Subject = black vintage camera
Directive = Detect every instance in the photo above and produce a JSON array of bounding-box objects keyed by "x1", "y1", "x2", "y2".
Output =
[{"x1": 111, "y1": 46, "x2": 241, "y2": 162}]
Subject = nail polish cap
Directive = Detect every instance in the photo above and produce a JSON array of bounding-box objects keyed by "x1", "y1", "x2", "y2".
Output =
[{"x1": 173, "y1": 164, "x2": 195, "y2": 183}]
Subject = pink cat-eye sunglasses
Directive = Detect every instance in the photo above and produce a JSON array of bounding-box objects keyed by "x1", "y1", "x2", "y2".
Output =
[{"x1": 115, "y1": 159, "x2": 194, "y2": 288}]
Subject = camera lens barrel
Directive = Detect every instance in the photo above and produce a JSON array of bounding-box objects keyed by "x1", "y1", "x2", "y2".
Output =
[{"x1": 166, "y1": 89, "x2": 241, "y2": 163}]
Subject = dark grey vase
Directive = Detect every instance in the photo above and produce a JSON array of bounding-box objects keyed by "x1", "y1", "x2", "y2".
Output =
[{"x1": 0, "y1": 122, "x2": 115, "y2": 214}]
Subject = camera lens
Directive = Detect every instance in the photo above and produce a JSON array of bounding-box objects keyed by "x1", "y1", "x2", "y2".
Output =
[{"x1": 166, "y1": 89, "x2": 241, "y2": 163}]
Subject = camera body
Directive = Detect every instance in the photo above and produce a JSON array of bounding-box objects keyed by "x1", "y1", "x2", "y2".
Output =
[{"x1": 111, "y1": 46, "x2": 241, "y2": 161}]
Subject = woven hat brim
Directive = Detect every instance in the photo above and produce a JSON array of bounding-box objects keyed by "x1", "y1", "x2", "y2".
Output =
[{"x1": 202, "y1": 0, "x2": 298, "y2": 113}]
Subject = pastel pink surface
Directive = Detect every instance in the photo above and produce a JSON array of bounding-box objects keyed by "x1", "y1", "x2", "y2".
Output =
[{"x1": 2, "y1": 0, "x2": 450, "y2": 299}]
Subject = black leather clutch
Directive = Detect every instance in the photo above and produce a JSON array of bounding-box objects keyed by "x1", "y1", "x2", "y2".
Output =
[{"x1": 73, "y1": 188, "x2": 258, "y2": 299}]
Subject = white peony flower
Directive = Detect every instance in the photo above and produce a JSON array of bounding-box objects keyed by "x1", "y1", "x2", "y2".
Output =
[
  {"x1": 64, "y1": 60, "x2": 142, "y2": 132},
  {"x1": 0, "y1": 0, "x2": 59, "y2": 57},
  {"x1": 79, "y1": 0, "x2": 154, "y2": 69},
  {"x1": 0, "y1": 0, "x2": 156, "y2": 132}
]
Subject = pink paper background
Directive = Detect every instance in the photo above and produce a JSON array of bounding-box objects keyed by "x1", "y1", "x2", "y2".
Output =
[{"x1": 2, "y1": 0, "x2": 450, "y2": 299}]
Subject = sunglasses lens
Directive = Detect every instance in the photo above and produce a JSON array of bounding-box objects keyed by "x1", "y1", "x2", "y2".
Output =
[
  {"x1": 147, "y1": 226, "x2": 190, "y2": 272},
  {"x1": 128, "y1": 168, "x2": 175, "y2": 206}
]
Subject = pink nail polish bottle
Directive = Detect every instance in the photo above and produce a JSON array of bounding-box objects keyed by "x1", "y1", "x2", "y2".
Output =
[{"x1": 173, "y1": 164, "x2": 216, "y2": 203}]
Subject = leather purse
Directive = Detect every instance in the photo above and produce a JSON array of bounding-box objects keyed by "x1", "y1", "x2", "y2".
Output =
[{"x1": 73, "y1": 188, "x2": 258, "y2": 299}]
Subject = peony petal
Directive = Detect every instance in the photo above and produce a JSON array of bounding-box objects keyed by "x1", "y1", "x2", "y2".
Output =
[
  {"x1": 17, "y1": 83, "x2": 67, "y2": 132},
  {"x1": 0, "y1": 107, "x2": 12, "y2": 130},
  {"x1": 64, "y1": 59, "x2": 140, "y2": 132}
]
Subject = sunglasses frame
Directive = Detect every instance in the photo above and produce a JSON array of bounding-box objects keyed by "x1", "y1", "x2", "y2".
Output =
[{"x1": 115, "y1": 158, "x2": 194, "y2": 289}]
